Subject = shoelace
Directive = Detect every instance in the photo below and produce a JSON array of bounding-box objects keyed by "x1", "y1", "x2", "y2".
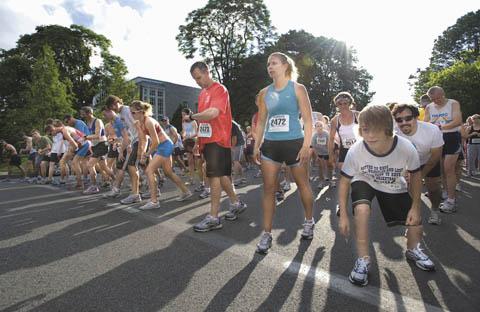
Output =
[
  {"x1": 412, "y1": 245, "x2": 428, "y2": 260},
  {"x1": 355, "y1": 258, "x2": 369, "y2": 273}
]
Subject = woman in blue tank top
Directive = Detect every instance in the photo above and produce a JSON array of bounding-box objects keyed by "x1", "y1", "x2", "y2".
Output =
[{"x1": 253, "y1": 52, "x2": 315, "y2": 254}]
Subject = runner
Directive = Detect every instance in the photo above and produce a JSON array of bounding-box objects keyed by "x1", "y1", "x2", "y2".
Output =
[
  {"x1": 103, "y1": 95, "x2": 143, "y2": 204},
  {"x1": 392, "y1": 104, "x2": 444, "y2": 225},
  {"x1": 160, "y1": 116, "x2": 188, "y2": 175},
  {"x1": 328, "y1": 92, "x2": 360, "y2": 187},
  {"x1": 182, "y1": 108, "x2": 199, "y2": 185},
  {"x1": 31, "y1": 129, "x2": 52, "y2": 181},
  {"x1": 129, "y1": 101, "x2": 193, "y2": 209},
  {"x1": 189, "y1": 61, "x2": 247, "y2": 232},
  {"x1": 81, "y1": 106, "x2": 114, "y2": 195},
  {"x1": 253, "y1": 52, "x2": 314, "y2": 254},
  {"x1": 46, "y1": 119, "x2": 66, "y2": 185},
  {"x1": 19, "y1": 133, "x2": 36, "y2": 176},
  {"x1": 424, "y1": 86, "x2": 463, "y2": 213},
  {"x1": 418, "y1": 94, "x2": 430, "y2": 121},
  {"x1": 231, "y1": 119, "x2": 247, "y2": 186},
  {"x1": 244, "y1": 126, "x2": 255, "y2": 170},
  {"x1": 338, "y1": 104, "x2": 435, "y2": 287},
  {"x1": 64, "y1": 114, "x2": 90, "y2": 182},
  {"x1": 311, "y1": 120, "x2": 331, "y2": 188},
  {"x1": 0, "y1": 140, "x2": 26, "y2": 177},
  {"x1": 466, "y1": 114, "x2": 480, "y2": 176}
]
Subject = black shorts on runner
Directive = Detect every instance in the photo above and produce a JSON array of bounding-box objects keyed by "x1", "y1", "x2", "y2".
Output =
[
  {"x1": 351, "y1": 181, "x2": 417, "y2": 227},
  {"x1": 116, "y1": 141, "x2": 141, "y2": 170},
  {"x1": 28, "y1": 152, "x2": 37, "y2": 161},
  {"x1": 107, "y1": 143, "x2": 119, "y2": 158},
  {"x1": 442, "y1": 132, "x2": 462, "y2": 156},
  {"x1": 317, "y1": 154, "x2": 329, "y2": 160},
  {"x1": 92, "y1": 142, "x2": 109, "y2": 159},
  {"x1": 49, "y1": 153, "x2": 62, "y2": 164},
  {"x1": 421, "y1": 162, "x2": 441, "y2": 178},
  {"x1": 260, "y1": 138, "x2": 303, "y2": 166},
  {"x1": 245, "y1": 145, "x2": 254, "y2": 156},
  {"x1": 184, "y1": 138, "x2": 196, "y2": 153},
  {"x1": 41, "y1": 155, "x2": 50, "y2": 162},
  {"x1": 9, "y1": 155, "x2": 21, "y2": 166},
  {"x1": 173, "y1": 147, "x2": 184, "y2": 157},
  {"x1": 338, "y1": 147, "x2": 349, "y2": 163},
  {"x1": 203, "y1": 143, "x2": 232, "y2": 178}
]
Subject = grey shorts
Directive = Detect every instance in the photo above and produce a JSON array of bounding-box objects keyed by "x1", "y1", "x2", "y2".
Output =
[{"x1": 231, "y1": 145, "x2": 244, "y2": 162}]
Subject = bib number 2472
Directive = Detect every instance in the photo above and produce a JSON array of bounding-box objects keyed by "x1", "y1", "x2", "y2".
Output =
[{"x1": 268, "y1": 115, "x2": 289, "y2": 132}]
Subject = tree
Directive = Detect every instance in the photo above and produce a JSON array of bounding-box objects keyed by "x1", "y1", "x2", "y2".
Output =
[
  {"x1": 430, "y1": 10, "x2": 480, "y2": 70},
  {"x1": 176, "y1": 0, "x2": 276, "y2": 90}
]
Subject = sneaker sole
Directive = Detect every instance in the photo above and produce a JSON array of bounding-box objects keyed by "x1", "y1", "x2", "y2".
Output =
[
  {"x1": 300, "y1": 234, "x2": 314, "y2": 240},
  {"x1": 406, "y1": 256, "x2": 435, "y2": 271},
  {"x1": 177, "y1": 193, "x2": 194, "y2": 202},
  {"x1": 256, "y1": 246, "x2": 271, "y2": 254},
  {"x1": 193, "y1": 224, "x2": 223, "y2": 232},
  {"x1": 349, "y1": 275, "x2": 368, "y2": 286}
]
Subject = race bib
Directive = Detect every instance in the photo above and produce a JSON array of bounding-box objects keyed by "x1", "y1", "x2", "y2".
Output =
[
  {"x1": 198, "y1": 123, "x2": 212, "y2": 138},
  {"x1": 268, "y1": 115, "x2": 289, "y2": 132},
  {"x1": 472, "y1": 138, "x2": 480, "y2": 144},
  {"x1": 342, "y1": 138, "x2": 356, "y2": 148},
  {"x1": 317, "y1": 137, "x2": 327, "y2": 145}
]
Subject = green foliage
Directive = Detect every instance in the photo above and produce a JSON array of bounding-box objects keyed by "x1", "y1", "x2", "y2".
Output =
[
  {"x1": 176, "y1": 0, "x2": 276, "y2": 89},
  {"x1": 171, "y1": 103, "x2": 188, "y2": 133},
  {"x1": 430, "y1": 10, "x2": 480, "y2": 70}
]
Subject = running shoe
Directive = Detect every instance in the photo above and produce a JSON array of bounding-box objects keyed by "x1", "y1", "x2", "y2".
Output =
[
  {"x1": 405, "y1": 244, "x2": 435, "y2": 271},
  {"x1": 349, "y1": 256, "x2": 370, "y2": 286},
  {"x1": 83, "y1": 185, "x2": 100, "y2": 195},
  {"x1": 199, "y1": 188, "x2": 210, "y2": 199},
  {"x1": 103, "y1": 186, "x2": 121, "y2": 198},
  {"x1": 441, "y1": 190, "x2": 448, "y2": 200},
  {"x1": 256, "y1": 232, "x2": 273, "y2": 254},
  {"x1": 282, "y1": 182, "x2": 291, "y2": 192},
  {"x1": 139, "y1": 201, "x2": 161, "y2": 210},
  {"x1": 225, "y1": 200, "x2": 247, "y2": 221},
  {"x1": 439, "y1": 199, "x2": 456, "y2": 213},
  {"x1": 176, "y1": 190, "x2": 194, "y2": 202},
  {"x1": 120, "y1": 194, "x2": 141, "y2": 204},
  {"x1": 300, "y1": 219, "x2": 315, "y2": 240},
  {"x1": 427, "y1": 211, "x2": 442, "y2": 225},
  {"x1": 193, "y1": 215, "x2": 223, "y2": 232},
  {"x1": 194, "y1": 183, "x2": 205, "y2": 192},
  {"x1": 275, "y1": 191, "x2": 285, "y2": 204}
]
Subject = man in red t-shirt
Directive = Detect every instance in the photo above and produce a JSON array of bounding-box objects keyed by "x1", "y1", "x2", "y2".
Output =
[{"x1": 189, "y1": 61, "x2": 247, "y2": 232}]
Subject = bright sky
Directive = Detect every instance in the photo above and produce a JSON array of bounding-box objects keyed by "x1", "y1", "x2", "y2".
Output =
[{"x1": 1, "y1": 0, "x2": 478, "y2": 105}]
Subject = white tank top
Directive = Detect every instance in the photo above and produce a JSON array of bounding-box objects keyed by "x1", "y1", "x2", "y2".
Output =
[
  {"x1": 427, "y1": 99, "x2": 460, "y2": 133},
  {"x1": 337, "y1": 112, "x2": 359, "y2": 149}
]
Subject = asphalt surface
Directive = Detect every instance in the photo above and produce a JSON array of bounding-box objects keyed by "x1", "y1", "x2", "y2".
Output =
[{"x1": 0, "y1": 168, "x2": 479, "y2": 312}]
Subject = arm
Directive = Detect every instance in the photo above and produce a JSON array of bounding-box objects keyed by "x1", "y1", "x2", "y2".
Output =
[
  {"x1": 136, "y1": 122, "x2": 147, "y2": 158},
  {"x1": 406, "y1": 170, "x2": 422, "y2": 225},
  {"x1": 338, "y1": 175, "x2": 351, "y2": 237},
  {"x1": 170, "y1": 127, "x2": 178, "y2": 144},
  {"x1": 328, "y1": 116, "x2": 338, "y2": 161},
  {"x1": 441, "y1": 101, "x2": 462, "y2": 130},
  {"x1": 253, "y1": 89, "x2": 268, "y2": 154},
  {"x1": 192, "y1": 108, "x2": 220, "y2": 121},
  {"x1": 421, "y1": 147, "x2": 442, "y2": 178},
  {"x1": 145, "y1": 120, "x2": 160, "y2": 157},
  {"x1": 63, "y1": 129, "x2": 78, "y2": 149},
  {"x1": 295, "y1": 83, "x2": 313, "y2": 150}
]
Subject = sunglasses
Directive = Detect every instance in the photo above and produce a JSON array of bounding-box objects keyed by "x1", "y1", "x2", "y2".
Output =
[
  {"x1": 395, "y1": 115, "x2": 414, "y2": 123},
  {"x1": 131, "y1": 110, "x2": 141, "y2": 115}
]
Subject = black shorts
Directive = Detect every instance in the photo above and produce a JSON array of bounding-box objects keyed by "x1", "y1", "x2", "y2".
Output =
[
  {"x1": 442, "y1": 132, "x2": 462, "y2": 156},
  {"x1": 351, "y1": 181, "x2": 417, "y2": 227},
  {"x1": 260, "y1": 138, "x2": 303, "y2": 166},
  {"x1": 107, "y1": 144, "x2": 119, "y2": 158},
  {"x1": 421, "y1": 162, "x2": 441, "y2": 178},
  {"x1": 9, "y1": 155, "x2": 21, "y2": 166},
  {"x1": 184, "y1": 138, "x2": 196, "y2": 153},
  {"x1": 338, "y1": 147, "x2": 349, "y2": 163},
  {"x1": 203, "y1": 143, "x2": 232, "y2": 178},
  {"x1": 116, "y1": 141, "x2": 141, "y2": 170},
  {"x1": 317, "y1": 154, "x2": 329, "y2": 160},
  {"x1": 245, "y1": 145, "x2": 254, "y2": 156},
  {"x1": 92, "y1": 142, "x2": 109, "y2": 159},
  {"x1": 41, "y1": 155, "x2": 50, "y2": 162},
  {"x1": 28, "y1": 152, "x2": 37, "y2": 161},
  {"x1": 173, "y1": 147, "x2": 184, "y2": 157},
  {"x1": 49, "y1": 153, "x2": 62, "y2": 164}
]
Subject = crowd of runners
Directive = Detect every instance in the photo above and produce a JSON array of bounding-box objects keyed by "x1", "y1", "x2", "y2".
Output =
[{"x1": 1, "y1": 52, "x2": 479, "y2": 287}]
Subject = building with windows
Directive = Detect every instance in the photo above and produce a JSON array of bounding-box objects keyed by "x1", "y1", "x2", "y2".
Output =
[{"x1": 131, "y1": 77, "x2": 200, "y2": 120}]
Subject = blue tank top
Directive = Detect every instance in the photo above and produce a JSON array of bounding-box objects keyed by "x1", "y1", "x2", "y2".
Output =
[{"x1": 264, "y1": 80, "x2": 303, "y2": 141}]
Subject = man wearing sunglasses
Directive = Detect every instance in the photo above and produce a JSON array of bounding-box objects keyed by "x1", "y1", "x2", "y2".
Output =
[{"x1": 393, "y1": 104, "x2": 444, "y2": 225}]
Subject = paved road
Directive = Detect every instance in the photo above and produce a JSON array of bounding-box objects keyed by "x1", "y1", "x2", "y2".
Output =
[{"x1": 0, "y1": 169, "x2": 479, "y2": 312}]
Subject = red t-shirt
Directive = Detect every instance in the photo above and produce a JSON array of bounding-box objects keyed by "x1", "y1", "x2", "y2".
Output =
[{"x1": 197, "y1": 82, "x2": 232, "y2": 149}]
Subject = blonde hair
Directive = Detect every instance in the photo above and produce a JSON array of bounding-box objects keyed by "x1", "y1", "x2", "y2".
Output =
[
  {"x1": 269, "y1": 52, "x2": 298, "y2": 81},
  {"x1": 334, "y1": 92, "x2": 355, "y2": 105},
  {"x1": 358, "y1": 104, "x2": 394, "y2": 137},
  {"x1": 130, "y1": 100, "x2": 153, "y2": 117}
]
